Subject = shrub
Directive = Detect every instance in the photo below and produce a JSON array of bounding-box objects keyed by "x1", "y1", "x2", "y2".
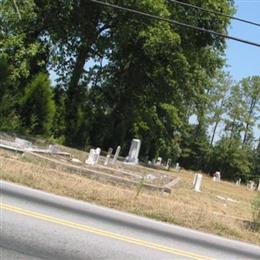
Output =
[{"x1": 20, "y1": 73, "x2": 56, "y2": 136}]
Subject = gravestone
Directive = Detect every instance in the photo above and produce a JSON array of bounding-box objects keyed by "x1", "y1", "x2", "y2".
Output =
[
  {"x1": 15, "y1": 138, "x2": 32, "y2": 149},
  {"x1": 193, "y1": 173, "x2": 203, "y2": 192},
  {"x1": 213, "y1": 171, "x2": 221, "y2": 182},
  {"x1": 85, "y1": 148, "x2": 101, "y2": 165},
  {"x1": 156, "y1": 157, "x2": 162, "y2": 166},
  {"x1": 49, "y1": 144, "x2": 60, "y2": 154},
  {"x1": 125, "y1": 139, "x2": 141, "y2": 164},
  {"x1": 236, "y1": 178, "x2": 241, "y2": 186},
  {"x1": 258, "y1": 180, "x2": 260, "y2": 191},
  {"x1": 175, "y1": 163, "x2": 180, "y2": 171},
  {"x1": 112, "y1": 146, "x2": 121, "y2": 165},
  {"x1": 165, "y1": 159, "x2": 172, "y2": 171},
  {"x1": 104, "y1": 148, "x2": 113, "y2": 166},
  {"x1": 247, "y1": 180, "x2": 256, "y2": 191}
]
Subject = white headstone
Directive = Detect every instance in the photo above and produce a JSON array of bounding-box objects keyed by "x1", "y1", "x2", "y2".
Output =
[
  {"x1": 85, "y1": 148, "x2": 101, "y2": 165},
  {"x1": 165, "y1": 159, "x2": 172, "y2": 170},
  {"x1": 71, "y1": 158, "x2": 81, "y2": 163},
  {"x1": 112, "y1": 146, "x2": 121, "y2": 165},
  {"x1": 258, "y1": 180, "x2": 260, "y2": 191},
  {"x1": 125, "y1": 139, "x2": 141, "y2": 164},
  {"x1": 236, "y1": 178, "x2": 241, "y2": 186},
  {"x1": 15, "y1": 138, "x2": 32, "y2": 149},
  {"x1": 213, "y1": 171, "x2": 221, "y2": 182},
  {"x1": 175, "y1": 163, "x2": 180, "y2": 171},
  {"x1": 193, "y1": 173, "x2": 203, "y2": 192},
  {"x1": 104, "y1": 148, "x2": 113, "y2": 166},
  {"x1": 247, "y1": 180, "x2": 256, "y2": 191},
  {"x1": 156, "y1": 157, "x2": 162, "y2": 166},
  {"x1": 49, "y1": 144, "x2": 60, "y2": 153},
  {"x1": 93, "y1": 148, "x2": 101, "y2": 164}
]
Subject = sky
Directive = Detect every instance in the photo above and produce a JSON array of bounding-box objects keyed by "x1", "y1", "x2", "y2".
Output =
[{"x1": 225, "y1": 0, "x2": 260, "y2": 81}]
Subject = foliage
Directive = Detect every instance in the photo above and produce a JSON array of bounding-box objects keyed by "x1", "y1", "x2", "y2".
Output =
[
  {"x1": 20, "y1": 73, "x2": 56, "y2": 136},
  {"x1": 0, "y1": 55, "x2": 21, "y2": 131},
  {"x1": 211, "y1": 138, "x2": 253, "y2": 180}
]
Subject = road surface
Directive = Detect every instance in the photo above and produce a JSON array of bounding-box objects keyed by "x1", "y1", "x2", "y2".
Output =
[{"x1": 1, "y1": 180, "x2": 260, "y2": 259}]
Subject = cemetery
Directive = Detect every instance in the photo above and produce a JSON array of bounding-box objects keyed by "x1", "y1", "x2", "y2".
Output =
[
  {"x1": 0, "y1": 136, "x2": 180, "y2": 193},
  {"x1": 0, "y1": 134, "x2": 260, "y2": 245}
]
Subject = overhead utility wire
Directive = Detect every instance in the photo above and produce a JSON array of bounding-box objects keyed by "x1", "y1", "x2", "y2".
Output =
[
  {"x1": 90, "y1": 0, "x2": 260, "y2": 48},
  {"x1": 167, "y1": 0, "x2": 260, "y2": 27}
]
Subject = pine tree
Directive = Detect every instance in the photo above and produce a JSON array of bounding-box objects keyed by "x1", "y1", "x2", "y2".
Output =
[{"x1": 20, "y1": 73, "x2": 56, "y2": 136}]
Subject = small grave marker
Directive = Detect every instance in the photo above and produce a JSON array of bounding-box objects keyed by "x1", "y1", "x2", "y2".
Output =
[
  {"x1": 165, "y1": 159, "x2": 172, "y2": 170},
  {"x1": 104, "y1": 147, "x2": 113, "y2": 166},
  {"x1": 156, "y1": 157, "x2": 162, "y2": 166},
  {"x1": 85, "y1": 148, "x2": 101, "y2": 165},
  {"x1": 193, "y1": 173, "x2": 203, "y2": 192},
  {"x1": 125, "y1": 139, "x2": 141, "y2": 164},
  {"x1": 112, "y1": 146, "x2": 121, "y2": 165}
]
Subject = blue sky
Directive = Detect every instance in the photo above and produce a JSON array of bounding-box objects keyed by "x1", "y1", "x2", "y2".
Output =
[{"x1": 225, "y1": 0, "x2": 260, "y2": 81}]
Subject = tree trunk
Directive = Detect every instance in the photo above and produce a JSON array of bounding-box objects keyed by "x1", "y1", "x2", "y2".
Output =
[
  {"x1": 243, "y1": 98, "x2": 256, "y2": 145},
  {"x1": 65, "y1": 44, "x2": 92, "y2": 146},
  {"x1": 210, "y1": 120, "x2": 219, "y2": 146}
]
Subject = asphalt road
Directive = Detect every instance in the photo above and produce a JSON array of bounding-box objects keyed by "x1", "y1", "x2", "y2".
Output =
[{"x1": 1, "y1": 180, "x2": 260, "y2": 260}]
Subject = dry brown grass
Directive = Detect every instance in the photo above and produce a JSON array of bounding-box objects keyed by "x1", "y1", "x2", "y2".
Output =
[{"x1": 0, "y1": 148, "x2": 259, "y2": 245}]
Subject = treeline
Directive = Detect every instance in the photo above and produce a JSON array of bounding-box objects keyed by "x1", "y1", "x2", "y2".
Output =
[{"x1": 0, "y1": 0, "x2": 259, "y2": 181}]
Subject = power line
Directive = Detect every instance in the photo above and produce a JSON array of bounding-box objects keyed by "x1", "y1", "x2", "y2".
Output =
[
  {"x1": 167, "y1": 0, "x2": 260, "y2": 27},
  {"x1": 90, "y1": 0, "x2": 260, "y2": 48}
]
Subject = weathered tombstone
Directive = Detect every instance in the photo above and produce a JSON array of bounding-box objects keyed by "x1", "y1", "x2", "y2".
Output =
[
  {"x1": 93, "y1": 148, "x2": 101, "y2": 164},
  {"x1": 104, "y1": 147, "x2": 113, "y2": 166},
  {"x1": 85, "y1": 148, "x2": 101, "y2": 165},
  {"x1": 175, "y1": 163, "x2": 180, "y2": 171},
  {"x1": 156, "y1": 157, "x2": 162, "y2": 166},
  {"x1": 125, "y1": 139, "x2": 141, "y2": 164},
  {"x1": 213, "y1": 171, "x2": 221, "y2": 182},
  {"x1": 49, "y1": 144, "x2": 60, "y2": 154},
  {"x1": 193, "y1": 173, "x2": 203, "y2": 192},
  {"x1": 247, "y1": 180, "x2": 256, "y2": 191},
  {"x1": 258, "y1": 179, "x2": 260, "y2": 191},
  {"x1": 165, "y1": 159, "x2": 172, "y2": 170},
  {"x1": 236, "y1": 178, "x2": 241, "y2": 186},
  {"x1": 15, "y1": 138, "x2": 32, "y2": 149},
  {"x1": 112, "y1": 146, "x2": 121, "y2": 165},
  {"x1": 85, "y1": 149, "x2": 95, "y2": 165},
  {"x1": 71, "y1": 158, "x2": 81, "y2": 163}
]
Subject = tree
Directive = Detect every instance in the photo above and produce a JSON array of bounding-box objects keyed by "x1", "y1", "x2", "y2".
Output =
[
  {"x1": 0, "y1": 0, "x2": 49, "y2": 133},
  {"x1": 252, "y1": 138, "x2": 260, "y2": 179},
  {"x1": 20, "y1": 73, "x2": 56, "y2": 136},
  {"x1": 211, "y1": 137, "x2": 252, "y2": 180},
  {"x1": 89, "y1": 0, "x2": 234, "y2": 158},
  {"x1": 207, "y1": 70, "x2": 232, "y2": 145},
  {"x1": 240, "y1": 76, "x2": 260, "y2": 146},
  {"x1": 0, "y1": 55, "x2": 21, "y2": 131},
  {"x1": 224, "y1": 84, "x2": 246, "y2": 141}
]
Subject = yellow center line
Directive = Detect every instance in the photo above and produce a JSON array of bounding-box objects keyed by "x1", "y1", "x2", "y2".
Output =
[{"x1": 1, "y1": 203, "x2": 214, "y2": 260}]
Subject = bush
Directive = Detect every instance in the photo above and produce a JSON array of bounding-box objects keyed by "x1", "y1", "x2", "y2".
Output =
[{"x1": 20, "y1": 73, "x2": 56, "y2": 136}]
